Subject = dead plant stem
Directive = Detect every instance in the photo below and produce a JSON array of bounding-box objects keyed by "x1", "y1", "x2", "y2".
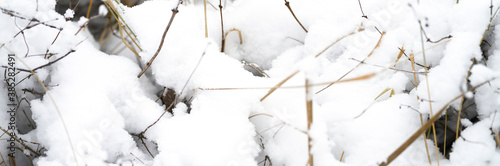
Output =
[
  {"x1": 284, "y1": 0, "x2": 308, "y2": 33},
  {"x1": 316, "y1": 32, "x2": 385, "y2": 94},
  {"x1": 219, "y1": 0, "x2": 225, "y2": 52},
  {"x1": 204, "y1": 0, "x2": 208, "y2": 38},
  {"x1": 419, "y1": 22, "x2": 440, "y2": 166},
  {"x1": 379, "y1": 79, "x2": 493, "y2": 166},
  {"x1": 260, "y1": 29, "x2": 362, "y2": 101},
  {"x1": 137, "y1": 0, "x2": 183, "y2": 78},
  {"x1": 357, "y1": 0, "x2": 367, "y2": 18},
  {"x1": 142, "y1": 43, "x2": 208, "y2": 134},
  {"x1": 305, "y1": 79, "x2": 313, "y2": 166}
]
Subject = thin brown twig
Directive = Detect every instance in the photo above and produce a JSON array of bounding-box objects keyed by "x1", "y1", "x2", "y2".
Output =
[
  {"x1": 0, "y1": 7, "x2": 62, "y2": 30},
  {"x1": 137, "y1": 0, "x2": 183, "y2": 78},
  {"x1": 2, "y1": 49, "x2": 76, "y2": 73},
  {"x1": 45, "y1": 30, "x2": 62, "y2": 59},
  {"x1": 305, "y1": 79, "x2": 313, "y2": 166},
  {"x1": 139, "y1": 136, "x2": 154, "y2": 158},
  {"x1": 74, "y1": 15, "x2": 103, "y2": 35},
  {"x1": 13, "y1": 18, "x2": 30, "y2": 58},
  {"x1": 357, "y1": 0, "x2": 368, "y2": 18},
  {"x1": 219, "y1": 0, "x2": 225, "y2": 52},
  {"x1": 284, "y1": 0, "x2": 308, "y2": 33},
  {"x1": 0, "y1": 126, "x2": 41, "y2": 156}
]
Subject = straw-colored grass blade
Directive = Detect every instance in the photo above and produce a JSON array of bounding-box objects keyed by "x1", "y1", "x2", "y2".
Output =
[
  {"x1": 305, "y1": 79, "x2": 313, "y2": 166},
  {"x1": 379, "y1": 80, "x2": 492, "y2": 166},
  {"x1": 260, "y1": 70, "x2": 299, "y2": 101}
]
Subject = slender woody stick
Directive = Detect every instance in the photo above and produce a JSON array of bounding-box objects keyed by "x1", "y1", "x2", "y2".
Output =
[
  {"x1": 284, "y1": 0, "x2": 308, "y2": 33},
  {"x1": 137, "y1": 0, "x2": 183, "y2": 78},
  {"x1": 219, "y1": 0, "x2": 225, "y2": 52}
]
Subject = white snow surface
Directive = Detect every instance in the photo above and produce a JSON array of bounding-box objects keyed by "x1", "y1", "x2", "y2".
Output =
[{"x1": 1, "y1": 0, "x2": 500, "y2": 166}]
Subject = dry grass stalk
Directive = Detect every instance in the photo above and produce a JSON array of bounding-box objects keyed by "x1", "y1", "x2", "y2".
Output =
[
  {"x1": 99, "y1": 22, "x2": 117, "y2": 50},
  {"x1": 0, "y1": 127, "x2": 40, "y2": 156},
  {"x1": 379, "y1": 79, "x2": 492, "y2": 166},
  {"x1": 225, "y1": 29, "x2": 242, "y2": 44},
  {"x1": 242, "y1": 61, "x2": 269, "y2": 78},
  {"x1": 0, "y1": 151, "x2": 5, "y2": 165},
  {"x1": 9, "y1": 156, "x2": 15, "y2": 166},
  {"x1": 104, "y1": 0, "x2": 143, "y2": 52},
  {"x1": 316, "y1": 32, "x2": 386, "y2": 94},
  {"x1": 260, "y1": 71, "x2": 299, "y2": 101},
  {"x1": 374, "y1": 88, "x2": 391, "y2": 101},
  {"x1": 305, "y1": 79, "x2": 313, "y2": 166},
  {"x1": 204, "y1": 0, "x2": 208, "y2": 38},
  {"x1": 222, "y1": 28, "x2": 243, "y2": 52},
  {"x1": 284, "y1": 0, "x2": 308, "y2": 33},
  {"x1": 495, "y1": 132, "x2": 500, "y2": 148},
  {"x1": 72, "y1": 0, "x2": 83, "y2": 11},
  {"x1": 410, "y1": 52, "x2": 432, "y2": 164},
  {"x1": 203, "y1": 72, "x2": 376, "y2": 91},
  {"x1": 419, "y1": 23, "x2": 440, "y2": 166},
  {"x1": 13, "y1": 56, "x2": 78, "y2": 165},
  {"x1": 419, "y1": 114, "x2": 432, "y2": 164},
  {"x1": 86, "y1": 0, "x2": 93, "y2": 18},
  {"x1": 119, "y1": 24, "x2": 141, "y2": 58},
  {"x1": 248, "y1": 113, "x2": 274, "y2": 119},
  {"x1": 260, "y1": 28, "x2": 363, "y2": 101},
  {"x1": 219, "y1": 0, "x2": 225, "y2": 52},
  {"x1": 340, "y1": 151, "x2": 345, "y2": 162},
  {"x1": 315, "y1": 29, "x2": 364, "y2": 58},
  {"x1": 393, "y1": 45, "x2": 404, "y2": 67}
]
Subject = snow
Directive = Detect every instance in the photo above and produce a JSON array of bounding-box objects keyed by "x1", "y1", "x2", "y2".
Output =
[{"x1": 1, "y1": 0, "x2": 500, "y2": 165}]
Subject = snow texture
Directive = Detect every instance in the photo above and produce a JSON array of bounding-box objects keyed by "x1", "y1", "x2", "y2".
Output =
[{"x1": 1, "y1": 0, "x2": 500, "y2": 165}]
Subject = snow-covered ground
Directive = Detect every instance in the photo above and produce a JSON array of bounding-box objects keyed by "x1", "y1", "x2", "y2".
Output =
[{"x1": 1, "y1": 0, "x2": 500, "y2": 165}]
